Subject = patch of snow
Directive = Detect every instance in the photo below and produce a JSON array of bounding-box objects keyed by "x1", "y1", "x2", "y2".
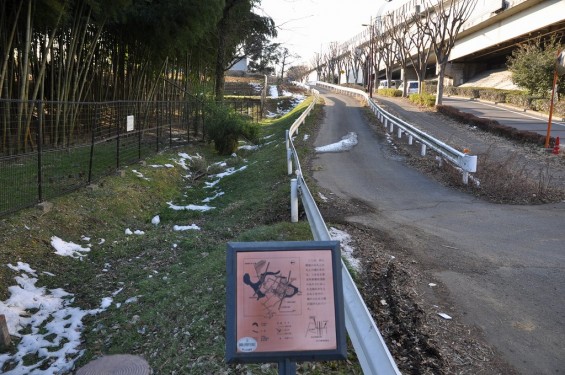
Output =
[
  {"x1": 167, "y1": 201, "x2": 214, "y2": 212},
  {"x1": 329, "y1": 227, "x2": 361, "y2": 272},
  {"x1": 249, "y1": 82, "x2": 262, "y2": 93},
  {"x1": 210, "y1": 165, "x2": 248, "y2": 180},
  {"x1": 202, "y1": 191, "x2": 224, "y2": 203},
  {"x1": 0, "y1": 265, "x2": 110, "y2": 374},
  {"x1": 7, "y1": 262, "x2": 37, "y2": 276},
  {"x1": 239, "y1": 144, "x2": 259, "y2": 151},
  {"x1": 151, "y1": 215, "x2": 160, "y2": 225},
  {"x1": 125, "y1": 296, "x2": 139, "y2": 304},
  {"x1": 315, "y1": 132, "x2": 358, "y2": 153},
  {"x1": 100, "y1": 297, "x2": 113, "y2": 309},
  {"x1": 50, "y1": 236, "x2": 91, "y2": 258},
  {"x1": 269, "y1": 85, "x2": 279, "y2": 98},
  {"x1": 173, "y1": 224, "x2": 201, "y2": 231},
  {"x1": 132, "y1": 170, "x2": 150, "y2": 181}
]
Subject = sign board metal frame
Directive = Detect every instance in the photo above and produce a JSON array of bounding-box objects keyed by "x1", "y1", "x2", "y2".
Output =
[{"x1": 225, "y1": 241, "x2": 346, "y2": 364}]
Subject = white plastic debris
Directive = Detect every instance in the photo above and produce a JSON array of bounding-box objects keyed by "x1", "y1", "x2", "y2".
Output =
[{"x1": 437, "y1": 312, "x2": 452, "y2": 320}]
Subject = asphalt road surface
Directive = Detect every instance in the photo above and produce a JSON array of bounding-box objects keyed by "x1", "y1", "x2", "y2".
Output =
[
  {"x1": 443, "y1": 96, "x2": 565, "y2": 140},
  {"x1": 312, "y1": 88, "x2": 565, "y2": 374}
]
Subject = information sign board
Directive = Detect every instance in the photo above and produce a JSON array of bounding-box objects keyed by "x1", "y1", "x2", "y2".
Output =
[{"x1": 225, "y1": 241, "x2": 346, "y2": 364}]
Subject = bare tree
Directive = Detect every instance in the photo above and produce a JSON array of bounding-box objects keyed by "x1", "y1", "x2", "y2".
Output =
[
  {"x1": 328, "y1": 42, "x2": 340, "y2": 84},
  {"x1": 278, "y1": 47, "x2": 298, "y2": 83},
  {"x1": 310, "y1": 52, "x2": 323, "y2": 82},
  {"x1": 350, "y1": 45, "x2": 363, "y2": 84},
  {"x1": 375, "y1": 16, "x2": 397, "y2": 89},
  {"x1": 341, "y1": 45, "x2": 352, "y2": 84},
  {"x1": 407, "y1": 4, "x2": 434, "y2": 92},
  {"x1": 386, "y1": 10, "x2": 413, "y2": 96},
  {"x1": 423, "y1": 0, "x2": 478, "y2": 105},
  {"x1": 286, "y1": 65, "x2": 310, "y2": 83}
]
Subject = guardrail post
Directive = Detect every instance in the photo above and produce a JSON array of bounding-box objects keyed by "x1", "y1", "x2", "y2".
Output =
[
  {"x1": 397, "y1": 128, "x2": 402, "y2": 139},
  {"x1": 389, "y1": 122, "x2": 394, "y2": 133},
  {"x1": 287, "y1": 148, "x2": 293, "y2": 176},
  {"x1": 421, "y1": 143, "x2": 427, "y2": 156},
  {"x1": 408, "y1": 134, "x2": 413, "y2": 145},
  {"x1": 462, "y1": 171, "x2": 469, "y2": 185},
  {"x1": 285, "y1": 129, "x2": 290, "y2": 149},
  {"x1": 290, "y1": 178, "x2": 298, "y2": 223},
  {"x1": 459, "y1": 154, "x2": 477, "y2": 185}
]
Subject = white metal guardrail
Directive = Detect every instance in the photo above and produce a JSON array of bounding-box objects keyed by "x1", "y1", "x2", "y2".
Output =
[
  {"x1": 315, "y1": 81, "x2": 478, "y2": 184},
  {"x1": 286, "y1": 89, "x2": 401, "y2": 375}
]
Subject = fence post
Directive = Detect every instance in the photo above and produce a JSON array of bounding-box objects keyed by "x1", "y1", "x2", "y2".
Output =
[
  {"x1": 88, "y1": 104, "x2": 99, "y2": 184},
  {"x1": 157, "y1": 101, "x2": 162, "y2": 153},
  {"x1": 37, "y1": 100, "x2": 43, "y2": 203},
  {"x1": 138, "y1": 103, "x2": 142, "y2": 160},
  {"x1": 116, "y1": 103, "x2": 121, "y2": 169},
  {"x1": 290, "y1": 178, "x2": 298, "y2": 223},
  {"x1": 169, "y1": 100, "x2": 173, "y2": 148},
  {"x1": 420, "y1": 143, "x2": 427, "y2": 156}
]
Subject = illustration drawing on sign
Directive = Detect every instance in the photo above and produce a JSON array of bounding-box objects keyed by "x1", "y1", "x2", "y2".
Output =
[{"x1": 242, "y1": 259, "x2": 300, "y2": 318}]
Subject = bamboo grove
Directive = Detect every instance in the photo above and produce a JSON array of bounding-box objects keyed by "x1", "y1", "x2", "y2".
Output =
[{"x1": 0, "y1": 0, "x2": 276, "y2": 155}]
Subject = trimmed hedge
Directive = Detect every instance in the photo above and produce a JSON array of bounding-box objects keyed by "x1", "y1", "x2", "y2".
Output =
[
  {"x1": 436, "y1": 105, "x2": 555, "y2": 147},
  {"x1": 446, "y1": 86, "x2": 564, "y2": 119}
]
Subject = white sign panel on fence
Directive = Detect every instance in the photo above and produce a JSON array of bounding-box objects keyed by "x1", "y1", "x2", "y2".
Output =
[{"x1": 127, "y1": 115, "x2": 134, "y2": 132}]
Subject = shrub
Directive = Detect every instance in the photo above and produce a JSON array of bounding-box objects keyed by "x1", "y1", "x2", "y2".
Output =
[
  {"x1": 378, "y1": 88, "x2": 402, "y2": 97},
  {"x1": 204, "y1": 101, "x2": 259, "y2": 155},
  {"x1": 409, "y1": 93, "x2": 435, "y2": 107},
  {"x1": 506, "y1": 92, "x2": 535, "y2": 109},
  {"x1": 477, "y1": 88, "x2": 508, "y2": 103},
  {"x1": 531, "y1": 98, "x2": 565, "y2": 119}
]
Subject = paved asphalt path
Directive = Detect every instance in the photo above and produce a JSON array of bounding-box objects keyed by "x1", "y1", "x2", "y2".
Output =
[
  {"x1": 312, "y1": 88, "x2": 565, "y2": 374},
  {"x1": 443, "y1": 96, "x2": 565, "y2": 140}
]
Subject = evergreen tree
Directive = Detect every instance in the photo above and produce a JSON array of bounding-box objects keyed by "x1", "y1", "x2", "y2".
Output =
[{"x1": 508, "y1": 36, "x2": 564, "y2": 98}]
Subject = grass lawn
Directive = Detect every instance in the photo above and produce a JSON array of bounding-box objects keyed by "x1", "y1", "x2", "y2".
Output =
[{"x1": 0, "y1": 96, "x2": 363, "y2": 374}]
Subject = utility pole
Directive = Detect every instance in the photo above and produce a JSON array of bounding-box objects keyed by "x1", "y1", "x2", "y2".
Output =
[{"x1": 362, "y1": 16, "x2": 374, "y2": 98}]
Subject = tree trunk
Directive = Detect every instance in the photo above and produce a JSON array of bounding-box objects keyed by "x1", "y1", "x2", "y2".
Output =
[{"x1": 436, "y1": 63, "x2": 446, "y2": 106}]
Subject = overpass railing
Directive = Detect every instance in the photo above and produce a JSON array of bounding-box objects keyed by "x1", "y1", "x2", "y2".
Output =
[
  {"x1": 315, "y1": 82, "x2": 477, "y2": 184},
  {"x1": 285, "y1": 89, "x2": 401, "y2": 375}
]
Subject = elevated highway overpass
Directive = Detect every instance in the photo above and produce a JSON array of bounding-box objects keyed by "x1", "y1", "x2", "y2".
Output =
[{"x1": 320, "y1": 0, "x2": 565, "y2": 86}]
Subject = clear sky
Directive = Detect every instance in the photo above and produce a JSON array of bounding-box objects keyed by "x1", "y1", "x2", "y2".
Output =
[{"x1": 255, "y1": 0, "x2": 401, "y2": 66}]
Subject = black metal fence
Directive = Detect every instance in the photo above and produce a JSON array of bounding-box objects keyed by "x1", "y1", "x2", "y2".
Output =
[{"x1": 0, "y1": 98, "x2": 261, "y2": 217}]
